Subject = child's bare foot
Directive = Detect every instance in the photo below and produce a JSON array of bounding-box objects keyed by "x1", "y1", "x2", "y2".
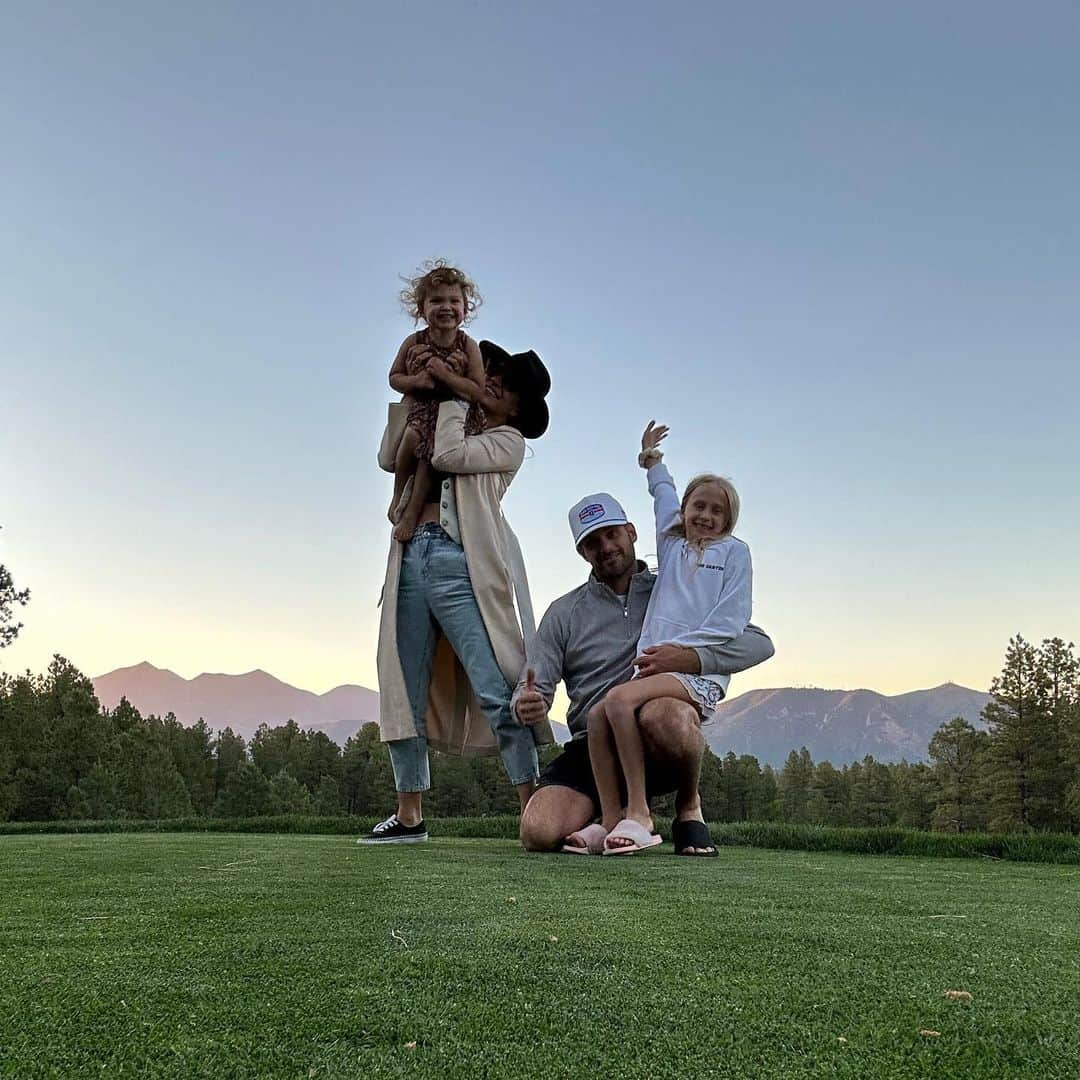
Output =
[{"x1": 605, "y1": 812, "x2": 656, "y2": 852}]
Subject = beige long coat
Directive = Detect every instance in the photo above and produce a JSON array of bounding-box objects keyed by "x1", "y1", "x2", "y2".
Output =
[{"x1": 376, "y1": 402, "x2": 555, "y2": 754}]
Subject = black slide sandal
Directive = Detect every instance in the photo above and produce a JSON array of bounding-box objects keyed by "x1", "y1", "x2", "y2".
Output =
[{"x1": 672, "y1": 819, "x2": 719, "y2": 857}]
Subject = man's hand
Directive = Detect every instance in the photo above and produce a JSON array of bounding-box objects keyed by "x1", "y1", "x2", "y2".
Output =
[
  {"x1": 515, "y1": 668, "x2": 548, "y2": 726},
  {"x1": 634, "y1": 644, "x2": 700, "y2": 677}
]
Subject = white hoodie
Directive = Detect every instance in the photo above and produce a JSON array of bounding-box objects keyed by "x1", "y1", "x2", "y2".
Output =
[{"x1": 637, "y1": 463, "x2": 753, "y2": 698}]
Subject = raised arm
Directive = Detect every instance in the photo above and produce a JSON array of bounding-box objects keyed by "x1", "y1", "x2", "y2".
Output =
[
  {"x1": 647, "y1": 463, "x2": 682, "y2": 553},
  {"x1": 639, "y1": 421, "x2": 681, "y2": 558},
  {"x1": 431, "y1": 400, "x2": 525, "y2": 474}
]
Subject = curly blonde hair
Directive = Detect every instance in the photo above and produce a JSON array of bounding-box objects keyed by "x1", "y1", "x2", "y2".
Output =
[
  {"x1": 666, "y1": 473, "x2": 741, "y2": 546},
  {"x1": 399, "y1": 259, "x2": 482, "y2": 324}
]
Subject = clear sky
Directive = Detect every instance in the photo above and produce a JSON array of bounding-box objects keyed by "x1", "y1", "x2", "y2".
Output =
[{"x1": 2, "y1": 2, "x2": 1078, "y2": 700}]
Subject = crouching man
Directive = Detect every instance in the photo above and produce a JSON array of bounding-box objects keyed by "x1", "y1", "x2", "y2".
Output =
[{"x1": 514, "y1": 493, "x2": 774, "y2": 856}]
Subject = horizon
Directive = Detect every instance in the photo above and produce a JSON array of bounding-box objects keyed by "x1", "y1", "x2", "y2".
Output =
[
  {"x1": 3, "y1": 3, "x2": 1078, "y2": 696},
  {"x1": 82, "y1": 658, "x2": 996, "y2": 768},
  {"x1": 88, "y1": 658, "x2": 982, "y2": 702}
]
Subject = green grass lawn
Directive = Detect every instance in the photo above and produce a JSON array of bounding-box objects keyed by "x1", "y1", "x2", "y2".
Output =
[{"x1": 1, "y1": 835, "x2": 1078, "y2": 1079}]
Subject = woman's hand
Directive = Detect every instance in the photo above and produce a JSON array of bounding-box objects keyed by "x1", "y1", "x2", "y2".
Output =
[
  {"x1": 426, "y1": 354, "x2": 479, "y2": 403},
  {"x1": 641, "y1": 420, "x2": 669, "y2": 453}
]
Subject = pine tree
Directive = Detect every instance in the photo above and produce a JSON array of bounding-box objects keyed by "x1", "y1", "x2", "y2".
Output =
[
  {"x1": 162, "y1": 715, "x2": 216, "y2": 814},
  {"x1": 720, "y1": 752, "x2": 750, "y2": 820},
  {"x1": 313, "y1": 775, "x2": 343, "y2": 816},
  {"x1": 213, "y1": 728, "x2": 247, "y2": 799},
  {"x1": 115, "y1": 720, "x2": 192, "y2": 819},
  {"x1": 983, "y1": 635, "x2": 1060, "y2": 831},
  {"x1": 807, "y1": 761, "x2": 848, "y2": 825},
  {"x1": 779, "y1": 748, "x2": 814, "y2": 823},
  {"x1": 758, "y1": 764, "x2": 781, "y2": 821},
  {"x1": 1037, "y1": 638, "x2": 1079, "y2": 831},
  {"x1": 697, "y1": 750, "x2": 725, "y2": 822},
  {"x1": 928, "y1": 717, "x2": 988, "y2": 833},
  {"x1": 296, "y1": 730, "x2": 343, "y2": 793},
  {"x1": 891, "y1": 761, "x2": 936, "y2": 830},
  {"x1": 0, "y1": 734, "x2": 16, "y2": 821},
  {"x1": 66, "y1": 764, "x2": 123, "y2": 820},
  {"x1": 269, "y1": 770, "x2": 313, "y2": 815},
  {"x1": 21, "y1": 658, "x2": 113, "y2": 819},
  {"x1": 214, "y1": 761, "x2": 274, "y2": 817},
  {"x1": 250, "y1": 720, "x2": 305, "y2": 779},
  {"x1": 341, "y1": 725, "x2": 396, "y2": 815},
  {"x1": 844, "y1": 758, "x2": 896, "y2": 828},
  {"x1": 0, "y1": 558, "x2": 31, "y2": 649},
  {"x1": 427, "y1": 753, "x2": 483, "y2": 816}
]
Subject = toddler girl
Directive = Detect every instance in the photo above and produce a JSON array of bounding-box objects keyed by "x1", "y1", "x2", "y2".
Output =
[
  {"x1": 386, "y1": 261, "x2": 486, "y2": 542},
  {"x1": 588, "y1": 420, "x2": 753, "y2": 853}
]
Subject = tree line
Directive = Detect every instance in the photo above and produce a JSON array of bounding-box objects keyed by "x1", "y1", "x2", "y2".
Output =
[{"x1": 1, "y1": 635, "x2": 1077, "y2": 832}]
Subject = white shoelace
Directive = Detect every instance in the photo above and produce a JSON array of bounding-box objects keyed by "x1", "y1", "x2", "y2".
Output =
[{"x1": 372, "y1": 814, "x2": 399, "y2": 833}]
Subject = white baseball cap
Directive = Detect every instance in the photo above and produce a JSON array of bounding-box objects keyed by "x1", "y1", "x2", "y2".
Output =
[{"x1": 568, "y1": 493, "x2": 629, "y2": 548}]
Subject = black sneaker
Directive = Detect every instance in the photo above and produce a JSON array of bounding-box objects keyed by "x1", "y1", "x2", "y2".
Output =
[{"x1": 357, "y1": 814, "x2": 428, "y2": 845}]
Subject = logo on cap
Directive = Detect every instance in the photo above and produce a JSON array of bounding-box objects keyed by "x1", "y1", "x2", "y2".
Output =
[{"x1": 578, "y1": 504, "x2": 606, "y2": 524}]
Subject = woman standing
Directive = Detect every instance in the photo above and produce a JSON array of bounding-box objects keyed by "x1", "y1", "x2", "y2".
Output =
[{"x1": 361, "y1": 341, "x2": 554, "y2": 843}]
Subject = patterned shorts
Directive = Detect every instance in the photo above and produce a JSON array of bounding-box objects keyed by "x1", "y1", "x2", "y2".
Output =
[{"x1": 669, "y1": 673, "x2": 726, "y2": 722}]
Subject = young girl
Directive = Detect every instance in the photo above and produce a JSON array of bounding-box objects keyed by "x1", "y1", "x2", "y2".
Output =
[
  {"x1": 387, "y1": 261, "x2": 487, "y2": 543},
  {"x1": 588, "y1": 420, "x2": 753, "y2": 854}
]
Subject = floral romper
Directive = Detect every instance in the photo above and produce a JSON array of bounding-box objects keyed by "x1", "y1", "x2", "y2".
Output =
[{"x1": 405, "y1": 328, "x2": 485, "y2": 459}]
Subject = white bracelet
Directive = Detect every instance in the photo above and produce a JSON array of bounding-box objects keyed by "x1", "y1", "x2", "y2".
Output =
[{"x1": 638, "y1": 449, "x2": 664, "y2": 468}]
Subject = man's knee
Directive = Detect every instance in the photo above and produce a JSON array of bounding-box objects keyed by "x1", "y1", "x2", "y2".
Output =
[
  {"x1": 519, "y1": 803, "x2": 560, "y2": 851},
  {"x1": 519, "y1": 787, "x2": 590, "y2": 852},
  {"x1": 637, "y1": 698, "x2": 704, "y2": 758},
  {"x1": 520, "y1": 819, "x2": 558, "y2": 852}
]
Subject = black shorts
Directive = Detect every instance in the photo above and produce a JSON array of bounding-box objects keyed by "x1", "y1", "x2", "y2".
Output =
[{"x1": 537, "y1": 736, "x2": 679, "y2": 814}]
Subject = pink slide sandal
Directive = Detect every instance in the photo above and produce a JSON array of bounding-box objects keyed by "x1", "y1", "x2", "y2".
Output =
[
  {"x1": 603, "y1": 818, "x2": 663, "y2": 855},
  {"x1": 561, "y1": 823, "x2": 608, "y2": 855}
]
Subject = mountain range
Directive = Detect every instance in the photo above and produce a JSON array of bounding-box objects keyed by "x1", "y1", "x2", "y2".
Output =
[
  {"x1": 92, "y1": 663, "x2": 990, "y2": 766},
  {"x1": 703, "y1": 683, "x2": 990, "y2": 766},
  {"x1": 92, "y1": 662, "x2": 381, "y2": 748}
]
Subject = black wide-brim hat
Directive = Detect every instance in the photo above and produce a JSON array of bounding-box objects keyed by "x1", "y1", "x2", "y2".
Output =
[{"x1": 479, "y1": 340, "x2": 551, "y2": 440}]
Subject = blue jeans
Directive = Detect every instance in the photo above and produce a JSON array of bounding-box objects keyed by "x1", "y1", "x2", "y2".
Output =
[{"x1": 389, "y1": 524, "x2": 538, "y2": 792}]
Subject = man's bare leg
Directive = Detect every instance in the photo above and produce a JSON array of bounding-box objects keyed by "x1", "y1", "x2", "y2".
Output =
[
  {"x1": 519, "y1": 785, "x2": 595, "y2": 852},
  {"x1": 637, "y1": 697, "x2": 716, "y2": 855}
]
